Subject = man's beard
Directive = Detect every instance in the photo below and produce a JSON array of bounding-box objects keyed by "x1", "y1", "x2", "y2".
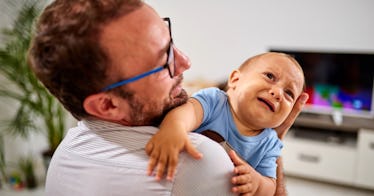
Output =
[
  {"x1": 127, "y1": 78, "x2": 188, "y2": 126},
  {"x1": 149, "y1": 88, "x2": 188, "y2": 126}
]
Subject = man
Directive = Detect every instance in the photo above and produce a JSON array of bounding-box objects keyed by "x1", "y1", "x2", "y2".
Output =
[{"x1": 28, "y1": 0, "x2": 308, "y2": 195}]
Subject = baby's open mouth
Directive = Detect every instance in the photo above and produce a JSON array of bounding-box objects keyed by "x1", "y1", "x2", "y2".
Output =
[{"x1": 258, "y1": 98, "x2": 274, "y2": 112}]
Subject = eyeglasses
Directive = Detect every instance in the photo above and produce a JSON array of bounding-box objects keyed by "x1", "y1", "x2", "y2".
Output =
[{"x1": 101, "y1": 18, "x2": 175, "y2": 92}]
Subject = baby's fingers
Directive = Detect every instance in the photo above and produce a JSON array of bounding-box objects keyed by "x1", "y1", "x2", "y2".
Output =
[
  {"x1": 228, "y1": 150, "x2": 245, "y2": 167},
  {"x1": 185, "y1": 140, "x2": 203, "y2": 160},
  {"x1": 232, "y1": 183, "x2": 255, "y2": 195},
  {"x1": 155, "y1": 152, "x2": 169, "y2": 181},
  {"x1": 147, "y1": 146, "x2": 159, "y2": 176},
  {"x1": 145, "y1": 141, "x2": 154, "y2": 155},
  {"x1": 166, "y1": 152, "x2": 179, "y2": 181}
]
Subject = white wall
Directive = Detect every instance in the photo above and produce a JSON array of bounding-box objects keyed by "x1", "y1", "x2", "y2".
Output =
[{"x1": 146, "y1": 0, "x2": 374, "y2": 82}]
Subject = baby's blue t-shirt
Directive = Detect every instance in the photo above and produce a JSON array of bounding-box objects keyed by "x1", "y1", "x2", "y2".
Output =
[{"x1": 193, "y1": 87, "x2": 283, "y2": 178}]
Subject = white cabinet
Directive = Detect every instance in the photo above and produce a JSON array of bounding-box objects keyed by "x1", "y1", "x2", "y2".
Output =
[
  {"x1": 283, "y1": 135, "x2": 356, "y2": 185},
  {"x1": 283, "y1": 127, "x2": 374, "y2": 190},
  {"x1": 355, "y1": 129, "x2": 374, "y2": 189}
]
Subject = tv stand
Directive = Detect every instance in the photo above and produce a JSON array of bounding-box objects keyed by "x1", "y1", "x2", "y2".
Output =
[
  {"x1": 283, "y1": 112, "x2": 374, "y2": 190},
  {"x1": 331, "y1": 110, "x2": 343, "y2": 126}
]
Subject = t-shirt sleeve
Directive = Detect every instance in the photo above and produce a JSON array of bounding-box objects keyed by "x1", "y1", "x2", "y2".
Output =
[
  {"x1": 256, "y1": 131, "x2": 283, "y2": 179},
  {"x1": 191, "y1": 87, "x2": 219, "y2": 124},
  {"x1": 191, "y1": 87, "x2": 227, "y2": 134}
]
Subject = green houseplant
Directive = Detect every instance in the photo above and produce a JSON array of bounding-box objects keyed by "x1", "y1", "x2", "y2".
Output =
[
  {"x1": 18, "y1": 156, "x2": 37, "y2": 189},
  {"x1": 0, "y1": 134, "x2": 6, "y2": 186},
  {"x1": 0, "y1": 1, "x2": 67, "y2": 168}
]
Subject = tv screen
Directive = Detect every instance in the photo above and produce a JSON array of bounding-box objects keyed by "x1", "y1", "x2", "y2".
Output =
[{"x1": 270, "y1": 49, "x2": 374, "y2": 118}]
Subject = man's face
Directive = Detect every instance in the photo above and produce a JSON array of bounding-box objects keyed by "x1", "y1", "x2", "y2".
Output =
[
  {"x1": 99, "y1": 4, "x2": 191, "y2": 126},
  {"x1": 229, "y1": 53, "x2": 304, "y2": 130}
]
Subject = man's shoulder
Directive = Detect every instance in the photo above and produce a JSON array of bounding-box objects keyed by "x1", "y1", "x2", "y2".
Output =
[
  {"x1": 188, "y1": 132, "x2": 223, "y2": 150},
  {"x1": 174, "y1": 133, "x2": 236, "y2": 195},
  {"x1": 185, "y1": 132, "x2": 234, "y2": 170}
]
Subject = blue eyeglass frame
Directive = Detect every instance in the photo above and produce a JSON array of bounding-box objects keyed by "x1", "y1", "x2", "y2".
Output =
[{"x1": 101, "y1": 17, "x2": 174, "y2": 92}]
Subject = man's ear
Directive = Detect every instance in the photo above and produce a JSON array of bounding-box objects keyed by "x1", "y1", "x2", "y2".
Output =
[
  {"x1": 227, "y1": 69, "x2": 240, "y2": 89},
  {"x1": 83, "y1": 93, "x2": 130, "y2": 121}
]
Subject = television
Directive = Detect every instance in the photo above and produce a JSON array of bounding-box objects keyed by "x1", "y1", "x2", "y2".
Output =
[{"x1": 270, "y1": 49, "x2": 374, "y2": 119}]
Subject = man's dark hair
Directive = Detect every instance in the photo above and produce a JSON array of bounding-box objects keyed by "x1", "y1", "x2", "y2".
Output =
[{"x1": 28, "y1": 0, "x2": 143, "y2": 119}]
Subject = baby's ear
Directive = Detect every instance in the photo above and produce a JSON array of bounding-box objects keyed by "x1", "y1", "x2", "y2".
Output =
[
  {"x1": 83, "y1": 92, "x2": 131, "y2": 121},
  {"x1": 227, "y1": 69, "x2": 241, "y2": 89}
]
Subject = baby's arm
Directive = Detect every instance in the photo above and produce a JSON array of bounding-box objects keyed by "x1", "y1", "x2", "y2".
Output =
[
  {"x1": 229, "y1": 150, "x2": 276, "y2": 195},
  {"x1": 145, "y1": 98, "x2": 204, "y2": 180}
]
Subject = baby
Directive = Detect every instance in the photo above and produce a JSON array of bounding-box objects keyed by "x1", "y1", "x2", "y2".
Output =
[{"x1": 146, "y1": 52, "x2": 305, "y2": 195}]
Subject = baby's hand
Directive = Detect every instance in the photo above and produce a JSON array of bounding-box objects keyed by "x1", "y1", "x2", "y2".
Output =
[
  {"x1": 229, "y1": 150, "x2": 260, "y2": 195},
  {"x1": 145, "y1": 129, "x2": 202, "y2": 181}
]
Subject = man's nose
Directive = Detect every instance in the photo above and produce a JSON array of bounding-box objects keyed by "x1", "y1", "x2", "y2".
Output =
[{"x1": 173, "y1": 46, "x2": 191, "y2": 76}]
